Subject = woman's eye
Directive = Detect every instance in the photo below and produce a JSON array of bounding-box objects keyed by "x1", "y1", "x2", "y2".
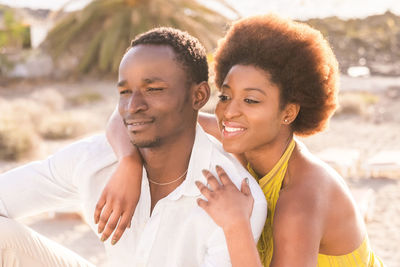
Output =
[
  {"x1": 218, "y1": 94, "x2": 229, "y2": 101},
  {"x1": 244, "y1": 98, "x2": 260, "y2": 104}
]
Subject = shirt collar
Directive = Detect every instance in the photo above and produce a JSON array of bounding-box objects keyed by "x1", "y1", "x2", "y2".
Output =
[{"x1": 167, "y1": 124, "x2": 213, "y2": 200}]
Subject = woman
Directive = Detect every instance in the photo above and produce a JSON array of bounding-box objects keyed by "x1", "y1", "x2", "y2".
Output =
[{"x1": 95, "y1": 15, "x2": 384, "y2": 266}]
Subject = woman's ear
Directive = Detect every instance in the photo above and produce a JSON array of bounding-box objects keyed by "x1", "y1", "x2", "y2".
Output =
[
  {"x1": 192, "y1": 81, "x2": 211, "y2": 111},
  {"x1": 282, "y1": 103, "x2": 300, "y2": 125}
]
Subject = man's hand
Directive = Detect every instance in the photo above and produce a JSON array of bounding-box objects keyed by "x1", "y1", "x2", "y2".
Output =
[{"x1": 94, "y1": 156, "x2": 142, "y2": 245}]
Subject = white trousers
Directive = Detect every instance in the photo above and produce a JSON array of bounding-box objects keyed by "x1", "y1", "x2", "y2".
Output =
[{"x1": 0, "y1": 217, "x2": 95, "y2": 267}]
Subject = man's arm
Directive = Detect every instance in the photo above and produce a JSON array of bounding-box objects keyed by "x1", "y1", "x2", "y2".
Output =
[{"x1": 0, "y1": 137, "x2": 99, "y2": 219}]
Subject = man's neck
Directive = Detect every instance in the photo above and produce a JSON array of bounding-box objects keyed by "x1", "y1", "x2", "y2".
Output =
[{"x1": 139, "y1": 126, "x2": 196, "y2": 212}]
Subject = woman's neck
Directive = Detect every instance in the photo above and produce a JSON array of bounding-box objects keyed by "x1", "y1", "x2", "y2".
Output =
[{"x1": 244, "y1": 132, "x2": 293, "y2": 177}]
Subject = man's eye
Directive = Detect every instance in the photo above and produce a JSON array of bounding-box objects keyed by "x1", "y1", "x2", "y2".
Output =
[
  {"x1": 147, "y1": 87, "x2": 164, "y2": 91},
  {"x1": 218, "y1": 94, "x2": 229, "y2": 101},
  {"x1": 119, "y1": 89, "x2": 131, "y2": 95},
  {"x1": 244, "y1": 98, "x2": 260, "y2": 104}
]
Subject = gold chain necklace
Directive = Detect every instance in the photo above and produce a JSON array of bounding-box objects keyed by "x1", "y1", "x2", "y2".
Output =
[{"x1": 148, "y1": 169, "x2": 188, "y2": 186}]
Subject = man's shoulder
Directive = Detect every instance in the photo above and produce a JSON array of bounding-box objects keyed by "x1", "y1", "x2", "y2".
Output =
[
  {"x1": 51, "y1": 133, "x2": 116, "y2": 170},
  {"x1": 204, "y1": 133, "x2": 266, "y2": 203}
]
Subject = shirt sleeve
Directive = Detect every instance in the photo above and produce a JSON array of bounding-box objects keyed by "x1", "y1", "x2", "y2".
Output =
[{"x1": 0, "y1": 138, "x2": 92, "y2": 219}]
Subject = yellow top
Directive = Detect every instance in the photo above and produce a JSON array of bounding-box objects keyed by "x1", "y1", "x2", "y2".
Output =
[{"x1": 248, "y1": 139, "x2": 384, "y2": 267}]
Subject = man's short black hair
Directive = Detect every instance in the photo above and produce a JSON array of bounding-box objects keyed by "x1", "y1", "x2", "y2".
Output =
[{"x1": 131, "y1": 27, "x2": 208, "y2": 85}]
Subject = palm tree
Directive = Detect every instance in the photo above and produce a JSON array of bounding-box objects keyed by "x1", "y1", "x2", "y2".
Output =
[{"x1": 44, "y1": 0, "x2": 238, "y2": 75}]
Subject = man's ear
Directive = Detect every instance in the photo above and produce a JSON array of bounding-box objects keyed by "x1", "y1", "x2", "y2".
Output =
[
  {"x1": 282, "y1": 103, "x2": 300, "y2": 125},
  {"x1": 192, "y1": 81, "x2": 210, "y2": 111}
]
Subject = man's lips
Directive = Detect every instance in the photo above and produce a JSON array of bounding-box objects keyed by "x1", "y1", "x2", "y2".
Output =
[
  {"x1": 221, "y1": 121, "x2": 246, "y2": 137},
  {"x1": 124, "y1": 118, "x2": 154, "y2": 131}
]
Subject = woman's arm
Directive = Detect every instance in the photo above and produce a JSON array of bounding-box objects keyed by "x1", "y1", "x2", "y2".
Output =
[
  {"x1": 95, "y1": 110, "x2": 220, "y2": 244},
  {"x1": 94, "y1": 107, "x2": 143, "y2": 245},
  {"x1": 270, "y1": 186, "x2": 324, "y2": 267},
  {"x1": 198, "y1": 113, "x2": 247, "y2": 165},
  {"x1": 106, "y1": 107, "x2": 136, "y2": 158},
  {"x1": 223, "y1": 220, "x2": 263, "y2": 267},
  {"x1": 196, "y1": 166, "x2": 262, "y2": 267},
  {"x1": 198, "y1": 112, "x2": 221, "y2": 142}
]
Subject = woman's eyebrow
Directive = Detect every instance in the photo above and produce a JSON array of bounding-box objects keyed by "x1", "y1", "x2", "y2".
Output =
[{"x1": 244, "y1": 87, "x2": 266, "y2": 95}]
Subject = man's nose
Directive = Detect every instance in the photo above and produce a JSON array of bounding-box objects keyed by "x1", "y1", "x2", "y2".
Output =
[{"x1": 126, "y1": 91, "x2": 148, "y2": 113}]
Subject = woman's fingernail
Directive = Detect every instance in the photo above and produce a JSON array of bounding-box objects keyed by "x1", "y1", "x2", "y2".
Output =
[
  {"x1": 245, "y1": 178, "x2": 249, "y2": 184},
  {"x1": 216, "y1": 165, "x2": 221, "y2": 170},
  {"x1": 111, "y1": 239, "x2": 117, "y2": 245},
  {"x1": 100, "y1": 236, "x2": 106, "y2": 242}
]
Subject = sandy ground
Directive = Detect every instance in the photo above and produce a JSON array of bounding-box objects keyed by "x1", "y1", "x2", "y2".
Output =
[{"x1": 1, "y1": 75, "x2": 400, "y2": 266}]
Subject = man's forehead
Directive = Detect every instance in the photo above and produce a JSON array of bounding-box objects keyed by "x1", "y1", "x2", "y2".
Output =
[
  {"x1": 118, "y1": 44, "x2": 186, "y2": 81},
  {"x1": 117, "y1": 77, "x2": 167, "y2": 87},
  {"x1": 124, "y1": 44, "x2": 177, "y2": 61}
]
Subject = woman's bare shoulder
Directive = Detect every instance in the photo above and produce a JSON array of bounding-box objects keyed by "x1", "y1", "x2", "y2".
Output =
[
  {"x1": 279, "y1": 141, "x2": 357, "y2": 219},
  {"x1": 289, "y1": 142, "x2": 350, "y2": 194}
]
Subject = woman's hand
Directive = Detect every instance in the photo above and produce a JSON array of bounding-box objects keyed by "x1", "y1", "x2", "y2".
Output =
[
  {"x1": 94, "y1": 156, "x2": 142, "y2": 245},
  {"x1": 195, "y1": 165, "x2": 254, "y2": 231}
]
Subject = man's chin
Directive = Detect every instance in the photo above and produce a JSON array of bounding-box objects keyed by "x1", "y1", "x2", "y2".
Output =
[{"x1": 130, "y1": 137, "x2": 161, "y2": 148}]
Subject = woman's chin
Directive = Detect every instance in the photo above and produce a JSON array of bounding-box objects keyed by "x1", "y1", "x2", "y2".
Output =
[{"x1": 222, "y1": 141, "x2": 246, "y2": 155}]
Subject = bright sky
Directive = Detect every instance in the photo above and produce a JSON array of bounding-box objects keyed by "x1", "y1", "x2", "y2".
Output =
[{"x1": 2, "y1": 0, "x2": 400, "y2": 19}]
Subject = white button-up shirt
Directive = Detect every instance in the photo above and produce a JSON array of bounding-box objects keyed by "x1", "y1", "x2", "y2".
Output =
[{"x1": 0, "y1": 125, "x2": 267, "y2": 267}]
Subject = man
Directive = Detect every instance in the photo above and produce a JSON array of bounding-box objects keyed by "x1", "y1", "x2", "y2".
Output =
[{"x1": 0, "y1": 27, "x2": 267, "y2": 266}]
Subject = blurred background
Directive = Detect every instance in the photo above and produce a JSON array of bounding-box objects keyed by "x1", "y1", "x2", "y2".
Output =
[{"x1": 0, "y1": 0, "x2": 399, "y2": 266}]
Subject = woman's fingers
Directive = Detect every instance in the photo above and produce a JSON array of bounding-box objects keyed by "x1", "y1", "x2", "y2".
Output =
[
  {"x1": 241, "y1": 178, "x2": 252, "y2": 196},
  {"x1": 215, "y1": 165, "x2": 234, "y2": 186},
  {"x1": 195, "y1": 181, "x2": 214, "y2": 200},
  {"x1": 100, "y1": 210, "x2": 121, "y2": 242},
  {"x1": 94, "y1": 193, "x2": 106, "y2": 224},
  {"x1": 110, "y1": 212, "x2": 132, "y2": 245},
  {"x1": 202, "y1": 169, "x2": 221, "y2": 191},
  {"x1": 97, "y1": 204, "x2": 113, "y2": 235},
  {"x1": 196, "y1": 198, "x2": 209, "y2": 210}
]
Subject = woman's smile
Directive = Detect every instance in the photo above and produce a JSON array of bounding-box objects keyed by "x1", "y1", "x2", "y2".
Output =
[{"x1": 221, "y1": 121, "x2": 247, "y2": 138}]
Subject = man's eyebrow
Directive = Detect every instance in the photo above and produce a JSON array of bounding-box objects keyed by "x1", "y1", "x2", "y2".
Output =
[
  {"x1": 143, "y1": 77, "x2": 167, "y2": 84},
  {"x1": 117, "y1": 80, "x2": 127, "y2": 87},
  {"x1": 117, "y1": 78, "x2": 168, "y2": 87},
  {"x1": 221, "y1": 84, "x2": 231, "y2": 89}
]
